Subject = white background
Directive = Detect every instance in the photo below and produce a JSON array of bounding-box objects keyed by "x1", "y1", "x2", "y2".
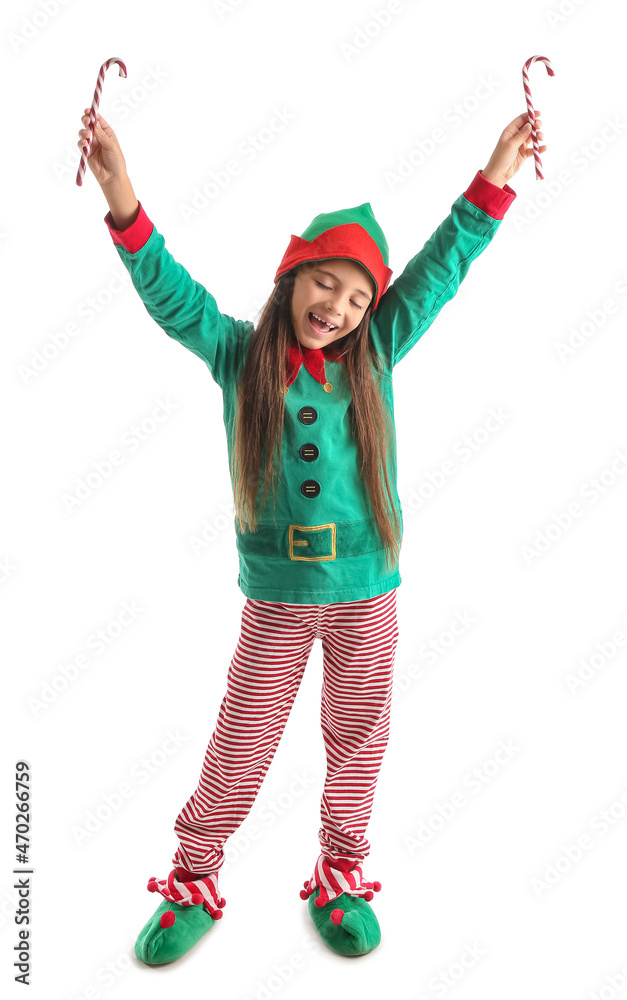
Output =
[{"x1": 3, "y1": 0, "x2": 627, "y2": 996}]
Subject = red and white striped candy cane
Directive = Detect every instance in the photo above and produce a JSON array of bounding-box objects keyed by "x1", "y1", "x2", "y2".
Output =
[
  {"x1": 76, "y1": 57, "x2": 127, "y2": 187},
  {"x1": 522, "y1": 55, "x2": 555, "y2": 180}
]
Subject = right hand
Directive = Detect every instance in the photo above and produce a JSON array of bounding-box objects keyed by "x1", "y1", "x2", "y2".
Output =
[{"x1": 77, "y1": 109, "x2": 128, "y2": 187}]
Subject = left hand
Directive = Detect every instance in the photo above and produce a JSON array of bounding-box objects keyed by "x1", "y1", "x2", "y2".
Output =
[{"x1": 482, "y1": 111, "x2": 547, "y2": 187}]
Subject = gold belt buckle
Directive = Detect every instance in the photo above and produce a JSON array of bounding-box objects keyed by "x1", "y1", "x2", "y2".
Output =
[{"x1": 288, "y1": 522, "x2": 336, "y2": 561}]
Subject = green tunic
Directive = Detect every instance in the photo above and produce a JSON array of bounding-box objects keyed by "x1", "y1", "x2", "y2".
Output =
[{"x1": 104, "y1": 169, "x2": 516, "y2": 603}]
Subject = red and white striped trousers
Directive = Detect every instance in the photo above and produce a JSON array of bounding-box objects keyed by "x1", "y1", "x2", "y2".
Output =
[{"x1": 169, "y1": 588, "x2": 399, "y2": 900}]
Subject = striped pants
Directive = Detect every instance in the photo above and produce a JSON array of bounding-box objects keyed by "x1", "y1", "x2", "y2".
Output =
[{"x1": 169, "y1": 588, "x2": 399, "y2": 900}]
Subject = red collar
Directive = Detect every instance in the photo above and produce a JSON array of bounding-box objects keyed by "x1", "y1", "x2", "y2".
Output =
[{"x1": 286, "y1": 340, "x2": 345, "y2": 387}]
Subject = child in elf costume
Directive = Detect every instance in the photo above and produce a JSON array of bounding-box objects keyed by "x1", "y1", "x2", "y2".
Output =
[{"x1": 77, "y1": 106, "x2": 545, "y2": 964}]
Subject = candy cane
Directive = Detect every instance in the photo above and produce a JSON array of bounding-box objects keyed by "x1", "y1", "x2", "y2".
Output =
[
  {"x1": 76, "y1": 57, "x2": 127, "y2": 187},
  {"x1": 522, "y1": 56, "x2": 555, "y2": 180}
]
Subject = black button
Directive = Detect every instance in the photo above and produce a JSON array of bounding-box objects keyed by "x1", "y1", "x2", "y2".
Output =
[
  {"x1": 298, "y1": 406, "x2": 318, "y2": 425},
  {"x1": 301, "y1": 480, "x2": 320, "y2": 498},
  {"x1": 299, "y1": 443, "x2": 319, "y2": 462}
]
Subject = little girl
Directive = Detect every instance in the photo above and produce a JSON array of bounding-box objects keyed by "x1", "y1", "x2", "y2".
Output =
[{"x1": 77, "y1": 105, "x2": 545, "y2": 964}]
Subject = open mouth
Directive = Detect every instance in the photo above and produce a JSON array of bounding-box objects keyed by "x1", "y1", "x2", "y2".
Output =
[{"x1": 308, "y1": 312, "x2": 338, "y2": 337}]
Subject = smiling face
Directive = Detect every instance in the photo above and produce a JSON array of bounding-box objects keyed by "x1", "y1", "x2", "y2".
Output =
[{"x1": 290, "y1": 259, "x2": 375, "y2": 349}]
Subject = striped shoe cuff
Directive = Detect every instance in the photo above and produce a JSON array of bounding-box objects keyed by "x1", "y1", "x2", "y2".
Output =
[
  {"x1": 147, "y1": 868, "x2": 226, "y2": 919},
  {"x1": 299, "y1": 852, "x2": 382, "y2": 908}
]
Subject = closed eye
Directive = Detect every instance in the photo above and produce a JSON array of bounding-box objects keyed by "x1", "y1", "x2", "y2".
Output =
[{"x1": 315, "y1": 280, "x2": 363, "y2": 311}]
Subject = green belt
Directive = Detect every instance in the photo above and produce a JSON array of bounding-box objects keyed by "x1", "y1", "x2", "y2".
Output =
[{"x1": 237, "y1": 518, "x2": 385, "y2": 561}]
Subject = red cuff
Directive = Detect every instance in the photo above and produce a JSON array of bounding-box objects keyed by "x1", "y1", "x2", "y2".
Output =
[
  {"x1": 176, "y1": 867, "x2": 210, "y2": 881},
  {"x1": 104, "y1": 200, "x2": 153, "y2": 253},
  {"x1": 463, "y1": 169, "x2": 516, "y2": 221}
]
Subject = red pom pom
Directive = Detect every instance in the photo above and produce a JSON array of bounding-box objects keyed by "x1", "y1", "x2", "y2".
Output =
[
  {"x1": 213, "y1": 909, "x2": 223, "y2": 919},
  {"x1": 314, "y1": 896, "x2": 325, "y2": 908},
  {"x1": 330, "y1": 909, "x2": 344, "y2": 925},
  {"x1": 190, "y1": 892, "x2": 203, "y2": 905},
  {"x1": 160, "y1": 910, "x2": 176, "y2": 928},
  {"x1": 147, "y1": 879, "x2": 158, "y2": 893},
  {"x1": 373, "y1": 881, "x2": 382, "y2": 891},
  {"x1": 299, "y1": 889, "x2": 309, "y2": 900},
  {"x1": 218, "y1": 897, "x2": 226, "y2": 908},
  {"x1": 364, "y1": 890, "x2": 373, "y2": 901}
]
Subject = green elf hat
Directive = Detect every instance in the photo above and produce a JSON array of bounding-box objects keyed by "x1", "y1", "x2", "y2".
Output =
[{"x1": 274, "y1": 202, "x2": 393, "y2": 311}]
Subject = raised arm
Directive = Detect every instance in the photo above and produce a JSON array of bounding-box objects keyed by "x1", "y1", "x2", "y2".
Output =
[
  {"x1": 369, "y1": 169, "x2": 516, "y2": 369},
  {"x1": 104, "y1": 199, "x2": 252, "y2": 388},
  {"x1": 370, "y1": 111, "x2": 547, "y2": 370},
  {"x1": 78, "y1": 108, "x2": 251, "y2": 388}
]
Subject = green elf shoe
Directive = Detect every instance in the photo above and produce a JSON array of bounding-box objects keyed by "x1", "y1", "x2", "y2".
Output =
[
  {"x1": 135, "y1": 868, "x2": 225, "y2": 966},
  {"x1": 300, "y1": 854, "x2": 382, "y2": 957},
  {"x1": 306, "y1": 888, "x2": 381, "y2": 956}
]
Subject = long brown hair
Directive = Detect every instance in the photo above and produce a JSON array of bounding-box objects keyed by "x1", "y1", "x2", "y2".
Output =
[{"x1": 229, "y1": 262, "x2": 401, "y2": 571}]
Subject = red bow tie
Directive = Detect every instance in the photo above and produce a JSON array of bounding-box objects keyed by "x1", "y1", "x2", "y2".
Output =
[{"x1": 286, "y1": 341, "x2": 345, "y2": 388}]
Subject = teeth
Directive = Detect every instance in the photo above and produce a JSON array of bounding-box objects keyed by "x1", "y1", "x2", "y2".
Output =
[{"x1": 311, "y1": 312, "x2": 336, "y2": 329}]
